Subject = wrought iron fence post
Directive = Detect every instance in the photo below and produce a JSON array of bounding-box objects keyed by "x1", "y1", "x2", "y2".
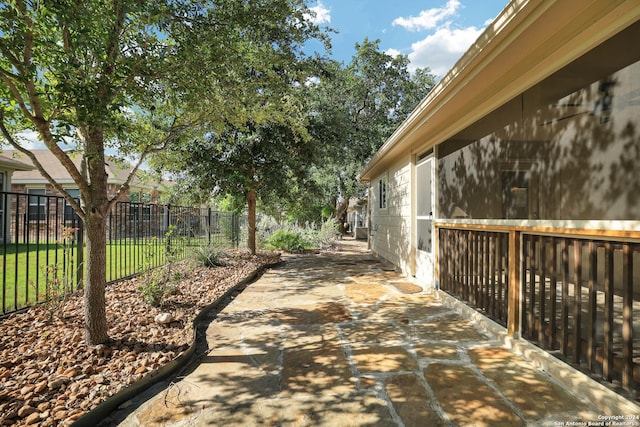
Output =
[
  {"x1": 232, "y1": 214, "x2": 238, "y2": 248},
  {"x1": 207, "y1": 207, "x2": 212, "y2": 246},
  {"x1": 164, "y1": 204, "x2": 171, "y2": 259},
  {"x1": 76, "y1": 219, "x2": 84, "y2": 289}
]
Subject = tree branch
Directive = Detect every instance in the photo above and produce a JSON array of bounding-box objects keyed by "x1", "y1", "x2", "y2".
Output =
[
  {"x1": 0, "y1": 114, "x2": 85, "y2": 220},
  {"x1": 0, "y1": 72, "x2": 35, "y2": 122},
  {"x1": 106, "y1": 118, "x2": 184, "y2": 211}
]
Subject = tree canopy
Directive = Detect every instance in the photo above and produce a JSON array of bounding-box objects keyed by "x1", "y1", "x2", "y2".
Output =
[
  {"x1": 161, "y1": 38, "x2": 437, "y2": 237},
  {"x1": 0, "y1": 0, "x2": 436, "y2": 345},
  {"x1": 305, "y1": 39, "x2": 436, "y2": 228},
  {"x1": 0, "y1": 0, "x2": 327, "y2": 344}
]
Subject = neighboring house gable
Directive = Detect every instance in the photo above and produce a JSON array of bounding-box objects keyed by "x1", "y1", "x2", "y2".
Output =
[{"x1": 5, "y1": 149, "x2": 164, "y2": 203}]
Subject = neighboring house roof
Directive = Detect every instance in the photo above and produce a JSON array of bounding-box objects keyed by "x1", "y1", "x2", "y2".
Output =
[
  {"x1": 360, "y1": 0, "x2": 640, "y2": 181},
  {"x1": 0, "y1": 152, "x2": 34, "y2": 172},
  {"x1": 5, "y1": 149, "x2": 161, "y2": 191}
]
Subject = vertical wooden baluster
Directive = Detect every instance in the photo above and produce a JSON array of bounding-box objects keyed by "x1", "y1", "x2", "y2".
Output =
[
  {"x1": 471, "y1": 231, "x2": 480, "y2": 307},
  {"x1": 573, "y1": 239, "x2": 582, "y2": 365},
  {"x1": 465, "y1": 231, "x2": 473, "y2": 301},
  {"x1": 539, "y1": 237, "x2": 547, "y2": 346},
  {"x1": 453, "y1": 230, "x2": 458, "y2": 295},
  {"x1": 439, "y1": 229, "x2": 445, "y2": 291},
  {"x1": 458, "y1": 230, "x2": 463, "y2": 297},
  {"x1": 529, "y1": 235, "x2": 537, "y2": 338},
  {"x1": 469, "y1": 231, "x2": 475, "y2": 305},
  {"x1": 622, "y1": 243, "x2": 633, "y2": 391},
  {"x1": 453, "y1": 230, "x2": 463, "y2": 297},
  {"x1": 446, "y1": 230, "x2": 451, "y2": 292},
  {"x1": 603, "y1": 242, "x2": 613, "y2": 382},
  {"x1": 483, "y1": 232, "x2": 489, "y2": 312},
  {"x1": 489, "y1": 233, "x2": 496, "y2": 318},
  {"x1": 507, "y1": 230, "x2": 521, "y2": 337},
  {"x1": 561, "y1": 238, "x2": 569, "y2": 356},
  {"x1": 522, "y1": 236, "x2": 529, "y2": 336},
  {"x1": 501, "y1": 233, "x2": 507, "y2": 324},
  {"x1": 550, "y1": 237, "x2": 557, "y2": 349},
  {"x1": 497, "y1": 233, "x2": 504, "y2": 322},
  {"x1": 587, "y1": 241, "x2": 597, "y2": 372}
]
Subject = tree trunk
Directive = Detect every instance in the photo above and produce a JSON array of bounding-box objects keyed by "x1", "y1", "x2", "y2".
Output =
[
  {"x1": 83, "y1": 209, "x2": 109, "y2": 345},
  {"x1": 336, "y1": 198, "x2": 349, "y2": 235},
  {"x1": 81, "y1": 127, "x2": 110, "y2": 346},
  {"x1": 247, "y1": 188, "x2": 257, "y2": 255}
]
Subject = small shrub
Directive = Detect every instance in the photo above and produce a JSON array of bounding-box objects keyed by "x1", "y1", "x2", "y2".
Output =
[
  {"x1": 138, "y1": 226, "x2": 187, "y2": 307},
  {"x1": 314, "y1": 217, "x2": 341, "y2": 249},
  {"x1": 194, "y1": 244, "x2": 227, "y2": 267},
  {"x1": 138, "y1": 265, "x2": 179, "y2": 307},
  {"x1": 264, "y1": 229, "x2": 307, "y2": 252},
  {"x1": 34, "y1": 226, "x2": 80, "y2": 321}
]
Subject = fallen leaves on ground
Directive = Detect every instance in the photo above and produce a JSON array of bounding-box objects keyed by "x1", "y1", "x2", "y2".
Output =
[{"x1": 0, "y1": 250, "x2": 280, "y2": 426}]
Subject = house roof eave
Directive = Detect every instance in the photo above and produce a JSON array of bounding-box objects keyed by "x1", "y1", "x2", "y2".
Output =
[
  {"x1": 360, "y1": 0, "x2": 640, "y2": 182},
  {"x1": 0, "y1": 156, "x2": 35, "y2": 172}
]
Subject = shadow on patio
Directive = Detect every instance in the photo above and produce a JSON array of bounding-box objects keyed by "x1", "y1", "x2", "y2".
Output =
[{"x1": 108, "y1": 239, "x2": 617, "y2": 427}]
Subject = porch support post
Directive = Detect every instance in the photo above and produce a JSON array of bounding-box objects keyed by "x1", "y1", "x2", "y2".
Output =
[{"x1": 507, "y1": 229, "x2": 521, "y2": 337}]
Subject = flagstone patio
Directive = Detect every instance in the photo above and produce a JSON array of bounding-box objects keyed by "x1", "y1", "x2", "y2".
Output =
[{"x1": 112, "y1": 239, "x2": 631, "y2": 426}]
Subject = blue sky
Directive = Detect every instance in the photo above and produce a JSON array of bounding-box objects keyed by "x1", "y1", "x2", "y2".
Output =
[{"x1": 306, "y1": 0, "x2": 508, "y2": 77}]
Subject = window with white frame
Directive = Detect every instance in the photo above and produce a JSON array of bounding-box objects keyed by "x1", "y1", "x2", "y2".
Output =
[
  {"x1": 64, "y1": 189, "x2": 81, "y2": 222},
  {"x1": 378, "y1": 175, "x2": 387, "y2": 209},
  {"x1": 129, "y1": 192, "x2": 152, "y2": 222},
  {"x1": 27, "y1": 188, "x2": 46, "y2": 221}
]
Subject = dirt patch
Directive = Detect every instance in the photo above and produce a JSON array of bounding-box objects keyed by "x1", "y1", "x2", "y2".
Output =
[{"x1": 390, "y1": 281, "x2": 423, "y2": 294}]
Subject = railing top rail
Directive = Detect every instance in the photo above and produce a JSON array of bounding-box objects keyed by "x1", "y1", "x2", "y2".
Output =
[{"x1": 435, "y1": 221, "x2": 640, "y2": 241}]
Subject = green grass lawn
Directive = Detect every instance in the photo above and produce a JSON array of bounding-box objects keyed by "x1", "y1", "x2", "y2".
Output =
[{"x1": 1, "y1": 235, "x2": 229, "y2": 314}]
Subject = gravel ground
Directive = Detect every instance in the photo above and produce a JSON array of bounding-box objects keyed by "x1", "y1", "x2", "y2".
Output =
[{"x1": 0, "y1": 250, "x2": 281, "y2": 426}]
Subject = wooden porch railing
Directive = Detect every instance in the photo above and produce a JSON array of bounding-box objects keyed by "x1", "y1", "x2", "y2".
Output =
[
  {"x1": 437, "y1": 227, "x2": 510, "y2": 327},
  {"x1": 437, "y1": 223, "x2": 640, "y2": 396}
]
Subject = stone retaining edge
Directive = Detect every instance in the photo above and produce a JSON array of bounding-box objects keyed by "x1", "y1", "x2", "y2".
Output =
[
  {"x1": 435, "y1": 290, "x2": 640, "y2": 417},
  {"x1": 71, "y1": 260, "x2": 282, "y2": 427}
]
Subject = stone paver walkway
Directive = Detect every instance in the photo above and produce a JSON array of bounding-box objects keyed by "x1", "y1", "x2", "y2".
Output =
[{"x1": 113, "y1": 240, "x2": 625, "y2": 426}]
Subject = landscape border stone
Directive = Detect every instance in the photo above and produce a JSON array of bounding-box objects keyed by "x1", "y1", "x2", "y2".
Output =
[{"x1": 71, "y1": 260, "x2": 282, "y2": 427}]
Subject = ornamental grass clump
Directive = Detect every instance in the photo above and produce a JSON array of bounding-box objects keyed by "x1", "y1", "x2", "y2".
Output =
[
  {"x1": 264, "y1": 229, "x2": 307, "y2": 252},
  {"x1": 194, "y1": 244, "x2": 228, "y2": 267}
]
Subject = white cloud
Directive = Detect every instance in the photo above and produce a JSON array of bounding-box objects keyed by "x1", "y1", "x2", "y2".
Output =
[
  {"x1": 385, "y1": 48, "x2": 401, "y2": 58},
  {"x1": 392, "y1": 0, "x2": 461, "y2": 32},
  {"x1": 14, "y1": 129, "x2": 46, "y2": 150},
  {"x1": 407, "y1": 25, "x2": 484, "y2": 77},
  {"x1": 306, "y1": 1, "x2": 331, "y2": 25},
  {"x1": 305, "y1": 76, "x2": 320, "y2": 86},
  {"x1": 1, "y1": 128, "x2": 79, "y2": 151}
]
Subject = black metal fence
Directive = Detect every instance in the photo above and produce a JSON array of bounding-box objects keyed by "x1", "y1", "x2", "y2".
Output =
[{"x1": 1, "y1": 191, "x2": 246, "y2": 315}]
